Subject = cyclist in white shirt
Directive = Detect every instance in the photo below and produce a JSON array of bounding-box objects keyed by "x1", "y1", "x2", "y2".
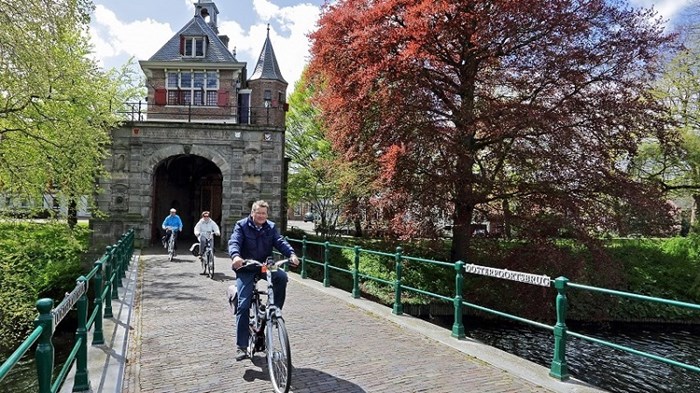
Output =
[{"x1": 194, "y1": 211, "x2": 220, "y2": 260}]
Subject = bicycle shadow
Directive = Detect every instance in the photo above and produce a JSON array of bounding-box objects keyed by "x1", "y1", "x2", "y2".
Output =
[
  {"x1": 291, "y1": 367, "x2": 367, "y2": 393},
  {"x1": 242, "y1": 357, "x2": 366, "y2": 393}
]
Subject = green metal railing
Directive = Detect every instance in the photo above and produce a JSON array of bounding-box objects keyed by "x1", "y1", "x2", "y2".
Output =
[
  {"x1": 0, "y1": 229, "x2": 135, "y2": 393},
  {"x1": 286, "y1": 235, "x2": 700, "y2": 382}
]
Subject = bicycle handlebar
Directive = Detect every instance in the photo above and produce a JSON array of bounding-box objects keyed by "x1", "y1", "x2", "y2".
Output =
[
  {"x1": 200, "y1": 230, "x2": 219, "y2": 238},
  {"x1": 242, "y1": 259, "x2": 289, "y2": 269}
]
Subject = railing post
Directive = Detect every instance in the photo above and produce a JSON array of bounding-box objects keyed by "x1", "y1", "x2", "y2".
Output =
[
  {"x1": 301, "y1": 236, "x2": 308, "y2": 279},
  {"x1": 124, "y1": 230, "x2": 132, "y2": 268},
  {"x1": 104, "y1": 246, "x2": 115, "y2": 317},
  {"x1": 73, "y1": 276, "x2": 90, "y2": 391},
  {"x1": 452, "y1": 260, "x2": 465, "y2": 339},
  {"x1": 34, "y1": 298, "x2": 54, "y2": 393},
  {"x1": 352, "y1": 246, "x2": 361, "y2": 299},
  {"x1": 392, "y1": 246, "x2": 403, "y2": 315},
  {"x1": 550, "y1": 276, "x2": 570, "y2": 381},
  {"x1": 92, "y1": 257, "x2": 105, "y2": 345},
  {"x1": 323, "y1": 241, "x2": 330, "y2": 287},
  {"x1": 115, "y1": 241, "x2": 124, "y2": 288},
  {"x1": 119, "y1": 239, "x2": 127, "y2": 279}
]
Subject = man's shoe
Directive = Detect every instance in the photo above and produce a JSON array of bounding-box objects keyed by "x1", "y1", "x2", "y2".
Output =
[{"x1": 235, "y1": 347, "x2": 247, "y2": 361}]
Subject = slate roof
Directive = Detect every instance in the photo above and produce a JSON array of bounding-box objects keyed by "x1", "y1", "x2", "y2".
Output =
[
  {"x1": 147, "y1": 14, "x2": 237, "y2": 63},
  {"x1": 249, "y1": 30, "x2": 286, "y2": 83}
]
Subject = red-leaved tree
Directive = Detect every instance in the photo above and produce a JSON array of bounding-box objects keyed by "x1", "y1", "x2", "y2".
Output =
[{"x1": 309, "y1": 0, "x2": 678, "y2": 262}]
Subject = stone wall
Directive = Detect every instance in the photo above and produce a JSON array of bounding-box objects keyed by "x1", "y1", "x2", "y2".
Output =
[{"x1": 90, "y1": 120, "x2": 287, "y2": 251}]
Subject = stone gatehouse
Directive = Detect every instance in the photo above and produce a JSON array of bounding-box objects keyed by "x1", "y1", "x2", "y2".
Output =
[{"x1": 90, "y1": 0, "x2": 289, "y2": 249}]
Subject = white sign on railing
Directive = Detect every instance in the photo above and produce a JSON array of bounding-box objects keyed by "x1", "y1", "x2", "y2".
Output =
[
  {"x1": 464, "y1": 263, "x2": 551, "y2": 287},
  {"x1": 52, "y1": 281, "x2": 87, "y2": 326}
]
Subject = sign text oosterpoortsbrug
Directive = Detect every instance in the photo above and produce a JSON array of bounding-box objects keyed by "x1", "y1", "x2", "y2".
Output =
[{"x1": 464, "y1": 264, "x2": 551, "y2": 287}]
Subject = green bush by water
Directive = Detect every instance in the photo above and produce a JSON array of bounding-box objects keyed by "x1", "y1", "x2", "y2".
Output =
[{"x1": 0, "y1": 222, "x2": 90, "y2": 354}]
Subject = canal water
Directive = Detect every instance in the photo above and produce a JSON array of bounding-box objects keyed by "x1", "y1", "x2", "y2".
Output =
[
  {"x1": 460, "y1": 318, "x2": 700, "y2": 393},
  {"x1": 1, "y1": 334, "x2": 72, "y2": 393}
]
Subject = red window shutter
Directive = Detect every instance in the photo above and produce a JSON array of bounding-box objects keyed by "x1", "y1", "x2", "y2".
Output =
[
  {"x1": 217, "y1": 90, "x2": 229, "y2": 107},
  {"x1": 154, "y1": 88, "x2": 166, "y2": 105},
  {"x1": 179, "y1": 36, "x2": 185, "y2": 55}
]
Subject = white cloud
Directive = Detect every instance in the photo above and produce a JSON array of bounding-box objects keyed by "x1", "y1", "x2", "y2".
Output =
[
  {"x1": 89, "y1": 5, "x2": 175, "y2": 68},
  {"x1": 89, "y1": 1, "x2": 320, "y2": 91},
  {"x1": 630, "y1": 0, "x2": 694, "y2": 24},
  {"x1": 184, "y1": 0, "x2": 195, "y2": 12},
  {"x1": 219, "y1": 0, "x2": 320, "y2": 90}
]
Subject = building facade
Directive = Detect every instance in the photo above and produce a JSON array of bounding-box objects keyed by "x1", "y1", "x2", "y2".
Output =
[{"x1": 90, "y1": 0, "x2": 289, "y2": 249}]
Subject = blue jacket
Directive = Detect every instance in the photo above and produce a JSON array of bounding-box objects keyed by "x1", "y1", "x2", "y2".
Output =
[
  {"x1": 162, "y1": 215, "x2": 183, "y2": 232},
  {"x1": 228, "y1": 216, "x2": 295, "y2": 262}
]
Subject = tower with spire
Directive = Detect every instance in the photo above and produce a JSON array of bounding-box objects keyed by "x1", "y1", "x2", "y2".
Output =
[
  {"x1": 247, "y1": 24, "x2": 289, "y2": 127},
  {"x1": 90, "y1": 0, "x2": 291, "y2": 248}
]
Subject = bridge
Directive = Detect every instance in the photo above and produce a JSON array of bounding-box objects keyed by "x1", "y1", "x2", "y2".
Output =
[{"x1": 55, "y1": 248, "x2": 603, "y2": 393}]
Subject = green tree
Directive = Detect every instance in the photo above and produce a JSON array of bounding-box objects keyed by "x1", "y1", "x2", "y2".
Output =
[
  {"x1": 636, "y1": 37, "x2": 700, "y2": 231},
  {"x1": 286, "y1": 69, "x2": 380, "y2": 237},
  {"x1": 0, "y1": 0, "x2": 142, "y2": 222}
]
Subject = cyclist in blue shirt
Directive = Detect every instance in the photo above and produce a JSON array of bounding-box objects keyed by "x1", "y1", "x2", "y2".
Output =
[
  {"x1": 161, "y1": 208, "x2": 183, "y2": 254},
  {"x1": 229, "y1": 200, "x2": 299, "y2": 361}
]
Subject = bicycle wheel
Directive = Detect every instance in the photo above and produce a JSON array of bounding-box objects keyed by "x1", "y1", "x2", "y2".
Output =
[
  {"x1": 266, "y1": 315, "x2": 291, "y2": 393},
  {"x1": 168, "y1": 238, "x2": 174, "y2": 261},
  {"x1": 247, "y1": 299, "x2": 261, "y2": 356},
  {"x1": 201, "y1": 253, "x2": 207, "y2": 274},
  {"x1": 207, "y1": 252, "x2": 214, "y2": 278}
]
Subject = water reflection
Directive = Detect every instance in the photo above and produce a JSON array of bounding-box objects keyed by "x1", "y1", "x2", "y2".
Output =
[{"x1": 464, "y1": 320, "x2": 700, "y2": 393}]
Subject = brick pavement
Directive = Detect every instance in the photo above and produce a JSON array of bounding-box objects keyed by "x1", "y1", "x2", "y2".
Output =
[{"x1": 122, "y1": 249, "x2": 604, "y2": 393}]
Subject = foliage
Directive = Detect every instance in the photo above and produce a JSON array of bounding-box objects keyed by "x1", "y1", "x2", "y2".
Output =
[
  {"x1": 0, "y1": 222, "x2": 90, "y2": 353},
  {"x1": 286, "y1": 68, "x2": 377, "y2": 238},
  {"x1": 635, "y1": 33, "x2": 700, "y2": 231},
  {"x1": 0, "y1": 0, "x2": 144, "y2": 218},
  {"x1": 309, "y1": 0, "x2": 679, "y2": 262},
  {"x1": 286, "y1": 68, "x2": 342, "y2": 233}
]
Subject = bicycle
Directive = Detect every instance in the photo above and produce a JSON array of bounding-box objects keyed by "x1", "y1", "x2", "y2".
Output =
[
  {"x1": 229, "y1": 258, "x2": 292, "y2": 393},
  {"x1": 164, "y1": 226, "x2": 178, "y2": 261},
  {"x1": 200, "y1": 231, "x2": 216, "y2": 278}
]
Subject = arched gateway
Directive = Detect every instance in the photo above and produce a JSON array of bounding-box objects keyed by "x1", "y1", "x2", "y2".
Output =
[{"x1": 90, "y1": 0, "x2": 289, "y2": 249}]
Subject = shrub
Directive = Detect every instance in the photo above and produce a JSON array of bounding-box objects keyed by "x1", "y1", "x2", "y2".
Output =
[{"x1": 0, "y1": 222, "x2": 90, "y2": 353}]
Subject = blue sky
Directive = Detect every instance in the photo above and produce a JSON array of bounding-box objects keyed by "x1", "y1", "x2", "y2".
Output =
[{"x1": 87, "y1": 0, "x2": 694, "y2": 93}]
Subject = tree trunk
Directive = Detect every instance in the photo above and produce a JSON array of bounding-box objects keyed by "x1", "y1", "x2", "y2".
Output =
[
  {"x1": 451, "y1": 153, "x2": 476, "y2": 262},
  {"x1": 692, "y1": 193, "x2": 699, "y2": 230},
  {"x1": 502, "y1": 199, "x2": 512, "y2": 239},
  {"x1": 451, "y1": 201, "x2": 474, "y2": 263},
  {"x1": 67, "y1": 198, "x2": 77, "y2": 229},
  {"x1": 354, "y1": 216, "x2": 363, "y2": 237}
]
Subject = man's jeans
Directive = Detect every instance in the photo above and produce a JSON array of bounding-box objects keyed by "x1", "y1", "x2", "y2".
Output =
[{"x1": 234, "y1": 268, "x2": 289, "y2": 348}]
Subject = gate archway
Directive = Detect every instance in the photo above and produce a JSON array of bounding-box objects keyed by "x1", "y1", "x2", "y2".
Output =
[{"x1": 151, "y1": 154, "x2": 223, "y2": 245}]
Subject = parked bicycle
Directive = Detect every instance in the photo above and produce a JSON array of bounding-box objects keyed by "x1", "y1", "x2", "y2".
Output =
[
  {"x1": 163, "y1": 226, "x2": 178, "y2": 261},
  {"x1": 200, "y1": 230, "x2": 216, "y2": 278},
  {"x1": 229, "y1": 258, "x2": 292, "y2": 393}
]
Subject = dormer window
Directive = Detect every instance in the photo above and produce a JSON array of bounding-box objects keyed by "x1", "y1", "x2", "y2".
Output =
[{"x1": 181, "y1": 36, "x2": 206, "y2": 57}]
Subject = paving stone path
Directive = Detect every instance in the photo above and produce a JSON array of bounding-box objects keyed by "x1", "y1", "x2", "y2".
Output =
[{"x1": 121, "y1": 248, "x2": 577, "y2": 393}]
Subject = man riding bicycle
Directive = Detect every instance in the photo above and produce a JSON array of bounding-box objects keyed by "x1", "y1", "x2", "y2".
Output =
[
  {"x1": 194, "y1": 210, "x2": 220, "y2": 260},
  {"x1": 228, "y1": 200, "x2": 299, "y2": 361},
  {"x1": 161, "y1": 208, "x2": 183, "y2": 254}
]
